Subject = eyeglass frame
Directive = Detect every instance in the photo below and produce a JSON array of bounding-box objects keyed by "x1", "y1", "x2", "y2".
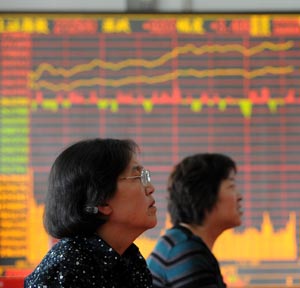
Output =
[{"x1": 119, "y1": 168, "x2": 151, "y2": 188}]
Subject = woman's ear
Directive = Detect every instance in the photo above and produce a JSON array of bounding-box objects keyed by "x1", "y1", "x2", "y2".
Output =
[{"x1": 98, "y1": 204, "x2": 113, "y2": 216}]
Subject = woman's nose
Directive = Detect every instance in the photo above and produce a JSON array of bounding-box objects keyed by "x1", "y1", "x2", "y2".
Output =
[{"x1": 145, "y1": 183, "x2": 155, "y2": 196}]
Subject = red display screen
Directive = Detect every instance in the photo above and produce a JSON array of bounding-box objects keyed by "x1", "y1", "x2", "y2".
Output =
[{"x1": 1, "y1": 13, "x2": 300, "y2": 287}]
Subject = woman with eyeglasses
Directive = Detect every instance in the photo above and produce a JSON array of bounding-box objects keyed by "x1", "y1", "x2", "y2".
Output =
[{"x1": 25, "y1": 138, "x2": 157, "y2": 288}]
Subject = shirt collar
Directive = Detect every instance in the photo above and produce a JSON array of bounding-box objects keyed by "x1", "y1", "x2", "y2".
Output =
[{"x1": 76, "y1": 234, "x2": 141, "y2": 269}]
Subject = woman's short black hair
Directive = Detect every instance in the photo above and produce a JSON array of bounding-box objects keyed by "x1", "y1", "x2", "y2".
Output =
[
  {"x1": 44, "y1": 138, "x2": 139, "y2": 238},
  {"x1": 167, "y1": 153, "x2": 237, "y2": 226}
]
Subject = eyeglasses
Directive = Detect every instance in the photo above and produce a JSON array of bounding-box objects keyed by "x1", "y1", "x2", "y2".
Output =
[{"x1": 120, "y1": 168, "x2": 151, "y2": 188}]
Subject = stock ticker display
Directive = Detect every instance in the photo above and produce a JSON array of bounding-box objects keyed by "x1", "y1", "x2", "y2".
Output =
[{"x1": 1, "y1": 13, "x2": 300, "y2": 286}]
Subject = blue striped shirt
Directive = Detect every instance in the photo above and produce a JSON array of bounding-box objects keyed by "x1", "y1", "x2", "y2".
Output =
[{"x1": 147, "y1": 225, "x2": 226, "y2": 288}]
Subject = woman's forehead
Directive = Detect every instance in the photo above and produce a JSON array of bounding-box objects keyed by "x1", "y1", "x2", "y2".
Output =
[{"x1": 125, "y1": 156, "x2": 142, "y2": 172}]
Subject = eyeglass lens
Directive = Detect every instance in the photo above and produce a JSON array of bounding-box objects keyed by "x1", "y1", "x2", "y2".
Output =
[{"x1": 141, "y1": 169, "x2": 151, "y2": 187}]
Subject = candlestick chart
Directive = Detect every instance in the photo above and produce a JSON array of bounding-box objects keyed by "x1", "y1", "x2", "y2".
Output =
[{"x1": 1, "y1": 13, "x2": 300, "y2": 286}]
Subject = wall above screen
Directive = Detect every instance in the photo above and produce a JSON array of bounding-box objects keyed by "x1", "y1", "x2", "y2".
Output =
[{"x1": 1, "y1": 0, "x2": 300, "y2": 12}]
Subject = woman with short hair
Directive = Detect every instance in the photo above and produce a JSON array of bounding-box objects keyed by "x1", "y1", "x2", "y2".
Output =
[
  {"x1": 25, "y1": 138, "x2": 157, "y2": 288},
  {"x1": 147, "y1": 153, "x2": 243, "y2": 288}
]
